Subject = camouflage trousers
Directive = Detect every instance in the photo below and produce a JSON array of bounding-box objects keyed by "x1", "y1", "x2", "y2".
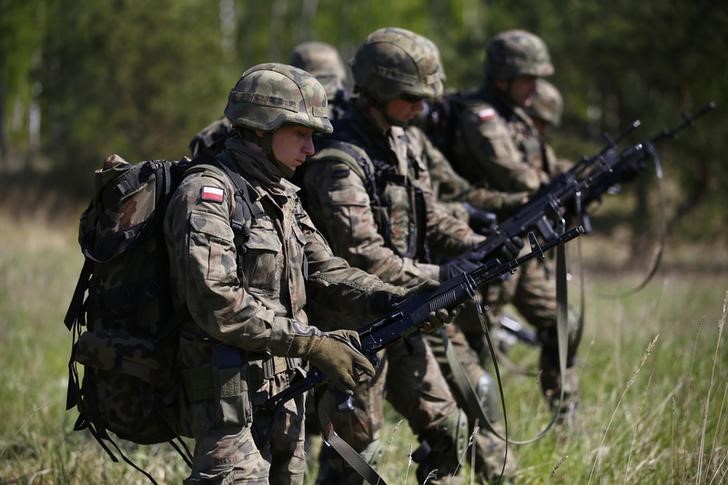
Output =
[
  {"x1": 184, "y1": 370, "x2": 306, "y2": 485},
  {"x1": 316, "y1": 334, "x2": 468, "y2": 485},
  {"x1": 425, "y1": 322, "x2": 518, "y2": 482},
  {"x1": 459, "y1": 254, "x2": 581, "y2": 416}
]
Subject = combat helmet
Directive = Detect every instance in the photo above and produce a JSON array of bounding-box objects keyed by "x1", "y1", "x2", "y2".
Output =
[
  {"x1": 351, "y1": 27, "x2": 443, "y2": 102},
  {"x1": 526, "y1": 78, "x2": 563, "y2": 127},
  {"x1": 485, "y1": 29, "x2": 554, "y2": 80},
  {"x1": 289, "y1": 41, "x2": 347, "y2": 99},
  {"x1": 224, "y1": 62, "x2": 333, "y2": 134}
]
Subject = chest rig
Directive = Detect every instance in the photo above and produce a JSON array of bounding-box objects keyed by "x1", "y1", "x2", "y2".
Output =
[
  {"x1": 488, "y1": 93, "x2": 549, "y2": 175},
  {"x1": 325, "y1": 117, "x2": 430, "y2": 262}
]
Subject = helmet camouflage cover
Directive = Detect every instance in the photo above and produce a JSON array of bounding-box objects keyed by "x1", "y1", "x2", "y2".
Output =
[
  {"x1": 485, "y1": 29, "x2": 554, "y2": 80},
  {"x1": 526, "y1": 78, "x2": 563, "y2": 127},
  {"x1": 289, "y1": 41, "x2": 347, "y2": 99},
  {"x1": 224, "y1": 62, "x2": 333, "y2": 134},
  {"x1": 351, "y1": 27, "x2": 443, "y2": 102}
]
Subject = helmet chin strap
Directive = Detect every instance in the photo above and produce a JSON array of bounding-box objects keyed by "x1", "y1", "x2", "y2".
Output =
[
  {"x1": 239, "y1": 127, "x2": 295, "y2": 178},
  {"x1": 259, "y1": 131, "x2": 295, "y2": 178}
]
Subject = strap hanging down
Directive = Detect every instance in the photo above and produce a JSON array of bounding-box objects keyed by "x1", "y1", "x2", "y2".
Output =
[
  {"x1": 317, "y1": 391, "x2": 387, "y2": 485},
  {"x1": 443, "y1": 235, "x2": 573, "y2": 446}
]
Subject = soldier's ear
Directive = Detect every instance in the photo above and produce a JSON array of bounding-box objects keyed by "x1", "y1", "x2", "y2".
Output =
[{"x1": 255, "y1": 129, "x2": 266, "y2": 138}]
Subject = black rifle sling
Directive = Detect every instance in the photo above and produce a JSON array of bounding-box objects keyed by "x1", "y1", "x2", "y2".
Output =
[{"x1": 441, "y1": 242, "x2": 572, "y2": 446}]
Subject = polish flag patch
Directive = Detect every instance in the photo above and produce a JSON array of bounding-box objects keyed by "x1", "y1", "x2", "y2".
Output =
[
  {"x1": 200, "y1": 186, "x2": 224, "y2": 203},
  {"x1": 478, "y1": 108, "x2": 496, "y2": 121}
]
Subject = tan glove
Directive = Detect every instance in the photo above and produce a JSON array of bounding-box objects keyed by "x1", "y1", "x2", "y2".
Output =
[{"x1": 288, "y1": 329, "x2": 375, "y2": 393}]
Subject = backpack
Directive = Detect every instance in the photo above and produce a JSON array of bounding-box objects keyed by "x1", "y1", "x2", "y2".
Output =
[
  {"x1": 64, "y1": 153, "x2": 253, "y2": 479},
  {"x1": 419, "y1": 91, "x2": 465, "y2": 163}
]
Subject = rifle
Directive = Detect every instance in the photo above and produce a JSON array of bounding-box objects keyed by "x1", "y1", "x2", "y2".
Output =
[
  {"x1": 264, "y1": 225, "x2": 584, "y2": 412},
  {"x1": 472, "y1": 102, "x2": 716, "y2": 258}
]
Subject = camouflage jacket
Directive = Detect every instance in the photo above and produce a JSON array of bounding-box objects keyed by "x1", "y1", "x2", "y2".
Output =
[
  {"x1": 424, "y1": 133, "x2": 528, "y2": 216},
  {"x1": 164, "y1": 137, "x2": 403, "y2": 357},
  {"x1": 300, "y1": 103, "x2": 484, "y2": 287},
  {"x1": 451, "y1": 88, "x2": 550, "y2": 193}
]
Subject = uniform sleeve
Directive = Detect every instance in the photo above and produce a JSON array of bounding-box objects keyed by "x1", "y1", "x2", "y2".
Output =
[
  {"x1": 423, "y1": 132, "x2": 526, "y2": 215},
  {"x1": 460, "y1": 105, "x2": 542, "y2": 193},
  {"x1": 164, "y1": 170, "x2": 305, "y2": 355},
  {"x1": 414, "y1": 131, "x2": 486, "y2": 259},
  {"x1": 294, "y1": 203, "x2": 407, "y2": 328},
  {"x1": 301, "y1": 155, "x2": 441, "y2": 287}
]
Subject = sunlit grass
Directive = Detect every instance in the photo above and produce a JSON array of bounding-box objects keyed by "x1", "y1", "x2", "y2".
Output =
[{"x1": 1, "y1": 212, "x2": 726, "y2": 484}]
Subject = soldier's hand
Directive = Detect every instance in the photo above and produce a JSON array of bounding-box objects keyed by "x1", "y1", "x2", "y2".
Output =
[
  {"x1": 463, "y1": 203, "x2": 498, "y2": 235},
  {"x1": 290, "y1": 330, "x2": 375, "y2": 394},
  {"x1": 368, "y1": 287, "x2": 407, "y2": 315},
  {"x1": 497, "y1": 235, "x2": 524, "y2": 261},
  {"x1": 438, "y1": 246, "x2": 488, "y2": 281},
  {"x1": 406, "y1": 280, "x2": 460, "y2": 333}
]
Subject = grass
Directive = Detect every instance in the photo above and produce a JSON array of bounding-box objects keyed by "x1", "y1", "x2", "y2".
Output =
[{"x1": 0, "y1": 210, "x2": 726, "y2": 484}]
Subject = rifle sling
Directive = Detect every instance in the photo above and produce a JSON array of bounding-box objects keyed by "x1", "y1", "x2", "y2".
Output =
[
  {"x1": 442, "y1": 245, "x2": 573, "y2": 446},
  {"x1": 317, "y1": 394, "x2": 387, "y2": 485}
]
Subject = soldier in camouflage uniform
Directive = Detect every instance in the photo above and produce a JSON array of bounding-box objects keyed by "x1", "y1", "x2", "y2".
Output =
[
  {"x1": 164, "y1": 63, "x2": 432, "y2": 484},
  {"x1": 289, "y1": 41, "x2": 350, "y2": 121},
  {"x1": 190, "y1": 42, "x2": 350, "y2": 161},
  {"x1": 526, "y1": 78, "x2": 572, "y2": 176},
  {"x1": 299, "y1": 28, "x2": 518, "y2": 484},
  {"x1": 449, "y1": 29, "x2": 580, "y2": 420}
]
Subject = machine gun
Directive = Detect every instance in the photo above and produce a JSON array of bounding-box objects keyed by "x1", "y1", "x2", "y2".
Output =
[
  {"x1": 472, "y1": 102, "x2": 716, "y2": 259},
  {"x1": 264, "y1": 226, "x2": 584, "y2": 412}
]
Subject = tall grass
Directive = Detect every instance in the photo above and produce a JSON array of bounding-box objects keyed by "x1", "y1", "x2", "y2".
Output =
[{"x1": 1, "y1": 212, "x2": 726, "y2": 484}]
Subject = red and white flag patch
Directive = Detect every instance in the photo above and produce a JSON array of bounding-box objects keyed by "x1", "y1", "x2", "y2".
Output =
[
  {"x1": 200, "y1": 186, "x2": 224, "y2": 203},
  {"x1": 478, "y1": 108, "x2": 496, "y2": 121}
]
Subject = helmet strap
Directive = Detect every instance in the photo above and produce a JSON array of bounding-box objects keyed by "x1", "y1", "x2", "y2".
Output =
[{"x1": 236, "y1": 127, "x2": 295, "y2": 178}]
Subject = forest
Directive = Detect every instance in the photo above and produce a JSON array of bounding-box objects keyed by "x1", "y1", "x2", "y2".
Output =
[{"x1": 1, "y1": 0, "x2": 726, "y2": 243}]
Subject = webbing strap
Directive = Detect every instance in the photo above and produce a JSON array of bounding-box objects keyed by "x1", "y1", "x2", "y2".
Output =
[
  {"x1": 440, "y1": 329, "x2": 501, "y2": 437},
  {"x1": 597, "y1": 148, "x2": 666, "y2": 298},
  {"x1": 317, "y1": 394, "x2": 387, "y2": 485}
]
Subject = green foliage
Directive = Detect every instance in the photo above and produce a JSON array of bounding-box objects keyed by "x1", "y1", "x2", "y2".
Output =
[{"x1": 1, "y1": 0, "x2": 726, "y2": 236}]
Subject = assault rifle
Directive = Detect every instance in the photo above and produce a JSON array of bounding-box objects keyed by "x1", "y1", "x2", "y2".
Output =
[
  {"x1": 472, "y1": 102, "x2": 716, "y2": 259},
  {"x1": 264, "y1": 226, "x2": 584, "y2": 412}
]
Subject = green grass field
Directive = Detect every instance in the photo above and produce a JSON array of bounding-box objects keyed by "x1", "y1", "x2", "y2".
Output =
[{"x1": 1, "y1": 212, "x2": 726, "y2": 484}]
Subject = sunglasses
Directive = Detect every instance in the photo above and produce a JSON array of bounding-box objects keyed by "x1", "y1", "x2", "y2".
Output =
[{"x1": 399, "y1": 93, "x2": 427, "y2": 103}]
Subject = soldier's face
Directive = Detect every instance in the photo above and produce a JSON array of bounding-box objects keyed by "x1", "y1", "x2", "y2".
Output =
[
  {"x1": 385, "y1": 95, "x2": 426, "y2": 125},
  {"x1": 509, "y1": 76, "x2": 538, "y2": 108},
  {"x1": 271, "y1": 124, "x2": 316, "y2": 172}
]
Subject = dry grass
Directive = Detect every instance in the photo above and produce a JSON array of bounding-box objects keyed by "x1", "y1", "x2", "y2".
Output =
[{"x1": 1, "y1": 210, "x2": 726, "y2": 484}]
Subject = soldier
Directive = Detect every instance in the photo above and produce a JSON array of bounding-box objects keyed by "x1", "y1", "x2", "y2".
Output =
[
  {"x1": 449, "y1": 29, "x2": 580, "y2": 421},
  {"x1": 299, "y1": 28, "x2": 519, "y2": 484},
  {"x1": 289, "y1": 40, "x2": 350, "y2": 121},
  {"x1": 164, "y1": 63, "x2": 441, "y2": 484},
  {"x1": 526, "y1": 78, "x2": 572, "y2": 176},
  {"x1": 189, "y1": 41, "x2": 349, "y2": 161}
]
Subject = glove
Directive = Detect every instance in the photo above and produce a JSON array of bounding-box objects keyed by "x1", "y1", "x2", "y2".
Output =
[
  {"x1": 367, "y1": 287, "x2": 408, "y2": 316},
  {"x1": 288, "y1": 329, "x2": 375, "y2": 394},
  {"x1": 463, "y1": 203, "x2": 497, "y2": 235},
  {"x1": 438, "y1": 247, "x2": 488, "y2": 281},
  {"x1": 497, "y1": 234, "x2": 524, "y2": 261}
]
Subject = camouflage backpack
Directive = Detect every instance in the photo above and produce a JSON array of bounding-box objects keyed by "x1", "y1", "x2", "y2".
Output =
[{"x1": 63, "y1": 153, "x2": 253, "y2": 475}]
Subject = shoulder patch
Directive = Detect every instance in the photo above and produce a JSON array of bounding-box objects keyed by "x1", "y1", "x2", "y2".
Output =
[
  {"x1": 478, "y1": 108, "x2": 497, "y2": 121},
  {"x1": 200, "y1": 186, "x2": 224, "y2": 203}
]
